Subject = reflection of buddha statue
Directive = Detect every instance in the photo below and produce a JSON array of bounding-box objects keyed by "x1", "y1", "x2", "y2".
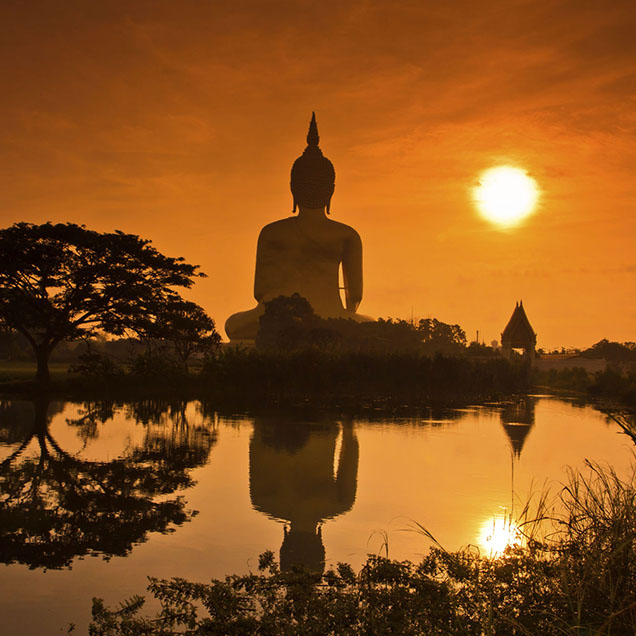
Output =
[
  {"x1": 225, "y1": 113, "x2": 372, "y2": 343},
  {"x1": 249, "y1": 415, "x2": 359, "y2": 572}
]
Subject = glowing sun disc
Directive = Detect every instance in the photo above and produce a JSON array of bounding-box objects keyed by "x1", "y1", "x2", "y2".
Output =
[{"x1": 474, "y1": 166, "x2": 539, "y2": 227}]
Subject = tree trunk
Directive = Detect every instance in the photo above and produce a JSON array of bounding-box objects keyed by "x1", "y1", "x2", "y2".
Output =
[
  {"x1": 35, "y1": 346, "x2": 51, "y2": 386},
  {"x1": 34, "y1": 394, "x2": 50, "y2": 452}
]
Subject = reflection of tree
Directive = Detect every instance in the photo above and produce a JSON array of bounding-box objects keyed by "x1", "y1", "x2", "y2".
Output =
[
  {"x1": 65, "y1": 401, "x2": 116, "y2": 443},
  {"x1": 0, "y1": 400, "x2": 64, "y2": 445},
  {"x1": 0, "y1": 398, "x2": 216, "y2": 569},
  {"x1": 249, "y1": 415, "x2": 359, "y2": 573}
]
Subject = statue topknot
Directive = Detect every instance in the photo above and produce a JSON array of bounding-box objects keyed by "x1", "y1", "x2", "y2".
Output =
[{"x1": 306, "y1": 112, "x2": 320, "y2": 146}]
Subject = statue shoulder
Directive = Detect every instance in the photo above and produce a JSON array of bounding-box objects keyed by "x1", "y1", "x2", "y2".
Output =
[
  {"x1": 258, "y1": 217, "x2": 296, "y2": 238},
  {"x1": 327, "y1": 219, "x2": 361, "y2": 242}
]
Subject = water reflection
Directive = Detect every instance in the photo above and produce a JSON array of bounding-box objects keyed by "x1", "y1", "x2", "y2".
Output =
[
  {"x1": 0, "y1": 398, "x2": 216, "y2": 569},
  {"x1": 476, "y1": 397, "x2": 536, "y2": 555},
  {"x1": 500, "y1": 396, "x2": 535, "y2": 458},
  {"x1": 249, "y1": 415, "x2": 359, "y2": 572},
  {"x1": 478, "y1": 515, "x2": 523, "y2": 557},
  {"x1": 2, "y1": 396, "x2": 635, "y2": 636}
]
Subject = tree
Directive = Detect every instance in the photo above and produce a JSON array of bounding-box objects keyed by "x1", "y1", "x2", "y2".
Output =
[
  {"x1": 581, "y1": 339, "x2": 636, "y2": 363},
  {"x1": 255, "y1": 296, "x2": 470, "y2": 355},
  {"x1": 256, "y1": 293, "x2": 317, "y2": 351},
  {"x1": 417, "y1": 318, "x2": 467, "y2": 354},
  {"x1": 141, "y1": 299, "x2": 221, "y2": 370},
  {"x1": 0, "y1": 222, "x2": 216, "y2": 384}
]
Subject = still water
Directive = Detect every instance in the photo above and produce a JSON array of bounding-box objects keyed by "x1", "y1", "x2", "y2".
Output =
[{"x1": 0, "y1": 396, "x2": 634, "y2": 634}]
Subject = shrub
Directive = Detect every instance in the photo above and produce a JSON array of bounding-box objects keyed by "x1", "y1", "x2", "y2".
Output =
[{"x1": 69, "y1": 349, "x2": 124, "y2": 379}]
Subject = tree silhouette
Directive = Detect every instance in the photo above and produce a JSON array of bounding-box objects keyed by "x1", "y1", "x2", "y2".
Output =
[
  {"x1": 256, "y1": 293, "x2": 317, "y2": 351},
  {"x1": 417, "y1": 318, "x2": 467, "y2": 354},
  {"x1": 138, "y1": 299, "x2": 221, "y2": 370},
  {"x1": 0, "y1": 222, "x2": 215, "y2": 384},
  {"x1": 0, "y1": 398, "x2": 216, "y2": 569}
]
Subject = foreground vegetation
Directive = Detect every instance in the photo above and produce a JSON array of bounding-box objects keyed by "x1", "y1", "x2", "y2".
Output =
[{"x1": 90, "y1": 461, "x2": 636, "y2": 635}]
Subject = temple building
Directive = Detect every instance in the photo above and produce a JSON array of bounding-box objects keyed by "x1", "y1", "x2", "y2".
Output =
[{"x1": 501, "y1": 301, "x2": 537, "y2": 362}]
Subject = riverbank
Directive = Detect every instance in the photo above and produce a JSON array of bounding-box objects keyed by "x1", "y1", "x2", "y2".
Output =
[
  {"x1": 0, "y1": 351, "x2": 531, "y2": 408},
  {"x1": 533, "y1": 365, "x2": 636, "y2": 409}
]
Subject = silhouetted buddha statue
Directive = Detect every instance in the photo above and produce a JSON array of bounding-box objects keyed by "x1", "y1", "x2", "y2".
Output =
[
  {"x1": 225, "y1": 113, "x2": 372, "y2": 343},
  {"x1": 249, "y1": 416, "x2": 359, "y2": 572}
]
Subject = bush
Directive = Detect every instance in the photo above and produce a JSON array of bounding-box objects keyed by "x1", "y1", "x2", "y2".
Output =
[
  {"x1": 589, "y1": 367, "x2": 636, "y2": 407},
  {"x1": 128, "y1": 349, "x2": 184, "y2": 379},
  {"x1": 535, "y1": 366, "x2": 636, "y2": 408},
  {"x1": 69, "y1": 349, "x2": 124, "y2": 379},
  {"x1": 255, "y1": 295, "x2": 466, "y2": 356}
]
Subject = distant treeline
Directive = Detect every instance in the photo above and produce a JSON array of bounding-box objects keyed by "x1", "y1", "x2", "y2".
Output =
[
  {"x1": 538, "y1": 339, "x2": 636, "y2": 362},
  {"x1": 31, "y1": 347, "x2": 527, "y2": 408},
  {"x1": 534, "y1": 339, "x2": 636, "y2": 408},
  {"x1": 7, "y1": 293, "x2": 634, "y2": 406},
  {"x1": 1, "y1": 293, "x2": 533, "y2": 403},
  {"x1": 201, "y1": 349, "x2": 530, "y2": 405},
  {"x1": 535, "y1": 366, "x2": 636, "y2": 408},
  {"x1": 579, "y1": 339, "x2": 636, "y2": 362}
]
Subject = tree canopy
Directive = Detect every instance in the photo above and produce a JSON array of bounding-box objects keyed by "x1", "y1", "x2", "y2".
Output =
[
  {"x1": 255, "y1": 294, "x2": 468, "y2": 355},
  {"x1": 581, "y1": 339, "x2": 636, "y2": 362},
  {"x1": 0, "y1": 222, "x2": 216, "y2": 383},
  {"x1": 417, "y1": 318, "x2": 467, "y2": 354}
]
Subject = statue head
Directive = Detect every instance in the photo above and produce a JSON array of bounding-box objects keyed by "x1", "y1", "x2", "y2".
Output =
[
  {"x1": 290, "y1": 112, "x2": 336, "y2": 213},
  {"x1": 280, "y1": 524, "x2": 326, "y2": 573}
]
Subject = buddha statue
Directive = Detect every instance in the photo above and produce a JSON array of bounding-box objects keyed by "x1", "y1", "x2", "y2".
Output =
[{"x1": 225, "y1": 113, "x2": 372, "y2": 343}]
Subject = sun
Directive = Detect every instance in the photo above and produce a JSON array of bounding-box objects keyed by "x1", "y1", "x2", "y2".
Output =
[{"x1": 473, "y1": 166, "x2": 539, "y2": 227}]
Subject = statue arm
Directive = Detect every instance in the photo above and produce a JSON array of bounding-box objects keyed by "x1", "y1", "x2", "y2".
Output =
[
  {"x1": 342, "y1": 230, "x2": 363, "y2": 312},
  {"x1": 334, "y1": 421, "x2": 359, "y2": 511},
  {"x1": 253, "y1": 229, "x2": 269, "y2": 302}
]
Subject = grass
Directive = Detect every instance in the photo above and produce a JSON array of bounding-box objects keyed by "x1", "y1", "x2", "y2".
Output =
[
  {"x1": 604, "y1": 411, "x2": 636, "y2": 444},
  {"x1": 88, "y1": 460, "x2": 636, "y2": 636},
  {"x1": 0, "y1": 361, "x2": 71, "y2": 382}
]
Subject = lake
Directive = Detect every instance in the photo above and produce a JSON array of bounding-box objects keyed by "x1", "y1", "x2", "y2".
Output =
[{"x1": 0, "y1": 395, "x2": 634, "y2": 634}]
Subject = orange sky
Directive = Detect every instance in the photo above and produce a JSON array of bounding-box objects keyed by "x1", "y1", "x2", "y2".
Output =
[{"x1": 2, "y1": 0, "x2": 635, "y2": 348}]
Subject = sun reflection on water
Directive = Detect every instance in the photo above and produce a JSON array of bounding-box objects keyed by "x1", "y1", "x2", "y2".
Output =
[{"x1": 477, "y1": 512, "x2": 524, "y2": 557}]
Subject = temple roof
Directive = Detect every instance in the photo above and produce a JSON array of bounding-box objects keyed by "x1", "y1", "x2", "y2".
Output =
[
  {"x1": 501, "y1": 301, "x2": 536, "y2": 347},
  {"x1": 502, "y1": 422, "x2": 533, "y2": 458}
]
